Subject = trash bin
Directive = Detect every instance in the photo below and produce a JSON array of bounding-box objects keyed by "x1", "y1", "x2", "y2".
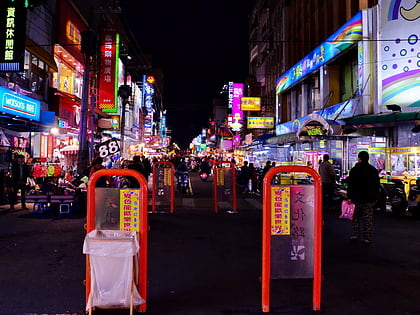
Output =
[{"x1": 83, "y1": 230, "x2": 145, "y2": 311}]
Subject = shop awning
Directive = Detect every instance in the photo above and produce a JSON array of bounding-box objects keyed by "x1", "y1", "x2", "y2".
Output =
[
  {"x1": 60, "y1": 145, "x2": 79, "y2": 155},
  {"x1": 344, "y1": 111, "x2": 420, "y2": 127},
  {"x1": 26, "y1": 38, "x2": 58, "y2": 72},
  {"x1": 265, "y1": 132, "x2": 298, "y2": 145}
]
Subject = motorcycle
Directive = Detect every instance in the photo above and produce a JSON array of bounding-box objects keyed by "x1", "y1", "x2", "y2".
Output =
[
  {"x1": 389, "y1": 179, "x2": 408, "y2": 217},
  {"x1": 407, "y1": 180, "x2": 420, "y2": 219},
  {"x1": 199, "y1": 170, "x2": 209, "y2": 181},
  {"x1": 176, "y1": 171, "x2": 189, "y2": 193}
]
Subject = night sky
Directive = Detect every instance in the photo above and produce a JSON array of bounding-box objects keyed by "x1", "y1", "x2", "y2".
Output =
[{"x1": 120, "y1": 0, "x2": 255, "y2": 149}]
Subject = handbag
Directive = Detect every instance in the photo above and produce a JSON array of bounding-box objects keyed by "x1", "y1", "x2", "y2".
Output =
[{"x1": 339, "y1": 200, "x2": 355, "y2": 220}]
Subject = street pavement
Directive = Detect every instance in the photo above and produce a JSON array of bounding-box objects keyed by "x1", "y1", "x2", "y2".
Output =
[{"x1": 1, "y1": 172, "x2": 420, "y2": 314}]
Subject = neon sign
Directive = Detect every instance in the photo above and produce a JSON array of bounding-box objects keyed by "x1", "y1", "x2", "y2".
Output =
[
  {"x1": 0, "y1": 0, "x2": 27, "y2": 71},
  {"x1": 0, "y1": 86, "x2": 40, "y2": 121},
  {"x1": 99, "y1": 32, "x2": 119, "y2": 113}
]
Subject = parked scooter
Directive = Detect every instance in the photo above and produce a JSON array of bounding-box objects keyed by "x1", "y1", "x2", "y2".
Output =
[
  {"x1": 389, "y1": 179, "x2": 408, "y2": 217},
  {"x1": 176, "y1": 171, "x2": 189, "y2": 193},
  {"x1": 407, "y1": 179, "x2": 420, "y2": 219}
]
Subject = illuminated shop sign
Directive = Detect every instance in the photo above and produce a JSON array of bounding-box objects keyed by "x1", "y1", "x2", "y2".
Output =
[
  {"x1": 0, "y1": 0, "x2": 27, "y2": 71},
  {"x1": 379, "y1": 0, "x2": 420, "y2": 109},
  {"x1": 0, "y1": 86, "x2": 40, "y2": 121},
  {"x1": 229, "y1": 83, "x2": 244, "y2": 132},
  {"x1": 99, "y1": 32, "x2": 119, "y2": 113},
  {"x1": 241, "y1": 97, "x2": 261, "y2": 111},
  {"x1": 276, "y1": 11, "x2": 362, "y2": 94},
  {"x1": 247, "y1": 117, "x2": 274, "y2": 129}
]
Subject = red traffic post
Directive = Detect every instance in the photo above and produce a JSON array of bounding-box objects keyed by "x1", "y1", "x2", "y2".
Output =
[
  {"x1": 152, "y1": 161, "x2": 175, "y2": 213},
  {"x1": 261, "y1": 166, "x2": 322, "y2": 313},
  {"x1": 85, "y1": 169, "x2": 148, "y2": 313},
  {"x1": 213, "y1": 160, "x2": 237, "y2": 213}
]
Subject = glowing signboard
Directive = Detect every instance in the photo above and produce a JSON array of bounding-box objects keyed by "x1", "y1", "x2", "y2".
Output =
[
  {"x1": 0, "y1": 86, "x2": 40, "y2": 121},
  {"x1": 247, "y1": 117, "x2": 275, "y2": 129},
  {"x1": 379, "y1": 0, "x2": 420, "y2": 109},
  {"x1": 241, "y1": 97, "x2": 261, "y2": 111},
  {"x1": 276, "y1": 11, "x2": 362, "y2": 94},
  {"x1": 99, "y1": 32, "x2": 119, "y2": 113},
  {"x1": 0, "y1": 0, "x2": 27, "y2": 71}
]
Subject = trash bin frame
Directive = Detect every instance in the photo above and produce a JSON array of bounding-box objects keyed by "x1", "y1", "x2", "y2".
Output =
[
  {"x1": 152, "y1": 161, "x2": 175, "y2": 213},
  {"x1": 261, "y1": 166, "x2": 322, "y2": 313},
  {"x1": 85, "y1": 169, "x2": 148, "y2": 312},
  {"x1": 213, "y1": 160, "x2": 237, "y2": 213}
]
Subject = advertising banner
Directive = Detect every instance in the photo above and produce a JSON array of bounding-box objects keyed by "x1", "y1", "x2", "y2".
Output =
[
  {"x1": 247, "y1": 117, "x2": 275, "y2": 129},
  {"x1": 240, "y1": 97, "x2": 261, "y2": 111},
  {"x1": 379, "y1": 0, "x2": 420, "y2": 109},
  {"x1": 99, "y1": 32, "x2": 119, "y2": 113}
]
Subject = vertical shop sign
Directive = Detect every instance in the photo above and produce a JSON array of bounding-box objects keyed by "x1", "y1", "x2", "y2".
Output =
[
  {"x1": 230, "y1": 83, "x2": 244, "y2": 132},
  {"x1": 99, "y1": 32, "x2": 119, "y2": 113},
  {"x1": 119, "y1": 189, "x2": 140, "y2": 232},
  {"x1": 0, "y1": 0, "x2": 27, "y2": 72}
]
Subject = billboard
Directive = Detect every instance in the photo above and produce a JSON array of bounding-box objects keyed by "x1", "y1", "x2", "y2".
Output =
[
  {"x1": 379, "y1": 0, "x2": 420, "y2": 109},
  {"x1": 0, "y1": 86, "x2": 40, "y2": 121},
  {"x1": 276, "y1": 11, "x2": 362, "y2": 94},
  {"x1": 247, "y1": 117, "x2": 275, "y2": 129},
  {"x1": 0, "y1": 0, "x2": 27, "y2": 71},
  {"x1": 229, "y1": 83, "x2": 244, "y2": 132},
  {"x1": 241, "y1": 97, "x2": 261, "y2": 111},
  {"x1": 98, "y1": 32, "x2": 119, "y2": 113}
]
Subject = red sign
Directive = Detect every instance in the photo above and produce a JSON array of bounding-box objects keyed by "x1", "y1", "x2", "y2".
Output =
[{"x1": 98, "y1": 32, "x2": 118, "y2": 112}]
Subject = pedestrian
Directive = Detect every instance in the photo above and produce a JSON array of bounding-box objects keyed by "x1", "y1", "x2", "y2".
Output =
[
  {"x1": 238, "y1": 161, "x2": 251, "y2": 193},
  {"x1": 141, "y1": 155, "x2": 152, "y2": 182},
  {"x1": 318, "y1": 154, "x2": 337, "y2": 211},
  {"x1": 9, "y1": 153, "x2": 30, "y2": 210},
  {"x1": 127, "y1": 155, "x2": 145, "y2": 188},
  {"x1": 347, "y1": 150, "x2": 380, "y2": 244},
  {"x1": 249, "y1": 163, "x2": 258, "y2": 194},
  {"x1": 89, "y1": 156, "x2": 110, "y2": 187}
]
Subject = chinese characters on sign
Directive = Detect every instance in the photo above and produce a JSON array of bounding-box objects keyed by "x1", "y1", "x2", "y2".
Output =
[
  {"x1": 290, "y1": 187, "x2": 307, "y2": 261},
  {"x1": 271, "y1": 187, "x2": 291, "y2": 235},
  {"x1": 0, "y1": 0, "x2": 26, "y2": 71},
  {"x1": 216, "y1": 168, "x2": 225, "y2": 186},
  {"x1": 119, "y1": 190, "x2": 140, "y2": 232},
  {"x1": 99, "y1": 32, "x2": 118, "y2": 112}
]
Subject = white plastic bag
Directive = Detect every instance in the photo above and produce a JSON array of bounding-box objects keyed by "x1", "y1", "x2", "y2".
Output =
[{"x1": 83, "y1": 230, "x2": 145, "y2": 310}]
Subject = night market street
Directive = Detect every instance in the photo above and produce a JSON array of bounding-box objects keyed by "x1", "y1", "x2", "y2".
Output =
[{"x1": 1, "y1": 172, "x2": 420, "y2": 315}]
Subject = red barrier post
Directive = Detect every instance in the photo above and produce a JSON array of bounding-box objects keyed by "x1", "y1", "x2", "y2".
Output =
[
  {"x1": 152, "y1": 161, "x2": 175, "y2": 213},
  {"x1": 86, "y1": 169, "x2": 149, "y2": 312},
  {"x1": 213, "y1": 161, "x2": 237, "y2": 213},
  {"x1": 261, "y1": 166, "x2": 322, "y2": 313}
]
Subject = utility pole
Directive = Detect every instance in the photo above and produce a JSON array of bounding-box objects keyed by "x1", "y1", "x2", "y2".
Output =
[{"x1": 77, "y1": 30, "x2": 97, "y2": 175}]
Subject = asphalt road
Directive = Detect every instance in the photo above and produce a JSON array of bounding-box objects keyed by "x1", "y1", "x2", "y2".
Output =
[{"x1": 1, "y1": 172, "x2": 420, "y2": 315}]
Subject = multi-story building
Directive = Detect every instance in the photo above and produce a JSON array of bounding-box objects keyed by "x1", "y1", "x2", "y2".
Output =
[{"x1": 247, "y1": 0, "x2": 420, "y2": 179}]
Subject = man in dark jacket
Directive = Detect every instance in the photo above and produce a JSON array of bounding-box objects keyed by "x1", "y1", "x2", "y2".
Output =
[
  {"x1": 347, "y1": 151, "x2": 380, "y2": 244},
  {"x1": 9, "y1": 154, "x2": 30, "y2": 210}
]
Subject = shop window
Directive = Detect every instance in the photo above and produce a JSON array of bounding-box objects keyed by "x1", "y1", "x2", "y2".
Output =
[{"x1": 339, "y1": 48, "x2": 358, "y2": 102}]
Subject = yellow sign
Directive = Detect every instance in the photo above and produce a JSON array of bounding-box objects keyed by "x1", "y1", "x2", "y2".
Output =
[
  {"x1": 240, "y1": 97, "x2": 261, "y2": 111},
  {"x1": 271, "y1": 186, "x2": 291, "y2": 235},
  {"x1": 216, "y1": 168, "x2": 225, "y2": 186},
  {"x1": 163, "y1": 168, "x2": 172, "y2": 185},
  {"x1": 119, "y1": 189, "x2": 141, "y2": 232},
  {"x1": 247, "y1": 117, "x2": 275, "y2": 129}
]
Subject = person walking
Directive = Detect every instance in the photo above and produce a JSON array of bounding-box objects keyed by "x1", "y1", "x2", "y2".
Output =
[
  {"x1": 9, "y1": 154, "x2": 30, "y2": 210},
  {"x1": 347, "y1": 151, "x2": 380, "y2": 244},
  {"x1": 318, "y1": 154, "x2": 337, "y2": 211},
  {"x1": 127, "y1": 155, "x2": 145, "y2": 188}
]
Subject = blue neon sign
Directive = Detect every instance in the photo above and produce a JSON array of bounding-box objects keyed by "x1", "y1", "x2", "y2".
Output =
[
  {"x1": 0, "y1": 86, "x2": 41, "y2": 121},
  {"x1": 276, "y1": 11, "x2": 362, "y2": 94}
]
